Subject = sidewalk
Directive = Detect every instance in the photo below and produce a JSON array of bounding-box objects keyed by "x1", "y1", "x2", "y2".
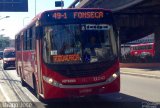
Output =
[{"x1": 120, "y1": 68, "x2": 160, "y2": 79}]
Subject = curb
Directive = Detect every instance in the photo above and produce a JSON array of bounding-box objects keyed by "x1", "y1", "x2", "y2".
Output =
[
  {"x1": 121, "y1": 72, "x2": 160, "y2": 79},
  {"x1": 120, "y1": 63, "x2": 160, "y2": 68}
]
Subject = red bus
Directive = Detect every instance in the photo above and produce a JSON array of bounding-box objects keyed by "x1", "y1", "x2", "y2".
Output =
[
  {"x1": 15, "y1": 8, "x2": 120, "y2": 100},
  {"x1": 130, "y1": 43, "x2": 155, "y2": 57}
]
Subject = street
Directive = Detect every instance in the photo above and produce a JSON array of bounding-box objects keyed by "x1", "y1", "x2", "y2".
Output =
[
  {"x1": 121, "y1": 74, "x2": 160, "y2": 102},
  {"x1": 0, "y1": 60, "x2": 159, "y2": 108},
  {"x1": 0, "y1": 61, "x2": 44, "y2": 108}
]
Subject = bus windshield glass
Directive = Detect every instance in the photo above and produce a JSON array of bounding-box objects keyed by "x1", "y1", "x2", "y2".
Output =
[{"x1": 43, "y1": 24, "x2": 117, "y2": 64}]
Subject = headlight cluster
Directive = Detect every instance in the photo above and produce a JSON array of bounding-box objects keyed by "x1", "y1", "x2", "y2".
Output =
[
  {"x1": 43, "y1": 76, "x2": 61, "y2": 87},
  {"x1": 107, "y1": 71, "x2": 119, "y2": 83},
  {"x1": 43, "y1": 71, "x2": 120, "y2": 89}
]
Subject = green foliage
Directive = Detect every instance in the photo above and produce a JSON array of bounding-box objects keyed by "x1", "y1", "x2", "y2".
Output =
[{"x1": 0, "y1": 38, "x2": 10, "y2": 50}]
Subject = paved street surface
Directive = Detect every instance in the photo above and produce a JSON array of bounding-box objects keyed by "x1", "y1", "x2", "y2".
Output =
[
  {"x1": 121, "y1": 74, "x2": 160, "y2": 102},
  {"x1": 0, "y1": 60, "x2": 160, "y2": 108},
  {"x1": 0, "y1": 60, "x2": 44, "y2": 108}
]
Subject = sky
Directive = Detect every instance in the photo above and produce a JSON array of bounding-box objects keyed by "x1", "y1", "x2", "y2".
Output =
[{"x1": 0, "y1": 0, "x2": 74, "y2": 39}]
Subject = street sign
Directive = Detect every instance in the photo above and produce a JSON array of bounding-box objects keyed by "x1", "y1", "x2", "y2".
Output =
[
  {"x1": 55, "y1": 1, "x2": 64, "y2": 7},
  {"x1": 0, "y1": 0, "x2": 28, "y2": 12}
]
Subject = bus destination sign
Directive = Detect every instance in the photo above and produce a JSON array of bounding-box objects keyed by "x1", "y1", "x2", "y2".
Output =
[
  {"x1": 42, "y1": 10, "x2": 112, "y2": 24},
  {"x1": 52, "y1": 11, "x2": 104, "y2": 20}
]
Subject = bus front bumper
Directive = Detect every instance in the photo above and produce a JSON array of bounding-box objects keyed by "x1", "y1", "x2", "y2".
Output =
[{"x1": 42, "y1": 72, "x2": 120, "y2": 99}]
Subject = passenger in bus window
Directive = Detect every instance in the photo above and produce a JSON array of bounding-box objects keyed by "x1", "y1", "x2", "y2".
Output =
[
  {"x1": 89, "y1": 36, "x2": 97, "y2": 56},
  {"x1": 59, "y1": 42, "x2": 74, "y2": 54}
]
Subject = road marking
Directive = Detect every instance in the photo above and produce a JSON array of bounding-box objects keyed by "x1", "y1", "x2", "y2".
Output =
[{"x1": 21, "y1": 87, "x2": 39, "y2": 102}]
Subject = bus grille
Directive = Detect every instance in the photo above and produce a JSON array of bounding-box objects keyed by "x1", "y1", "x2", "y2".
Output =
[
  {"x1": 59, "y1": 67, "x2": 108, "y2": 78},
  {"x1": 8, "y1": 61, "x2": 15, "y2": 65}
]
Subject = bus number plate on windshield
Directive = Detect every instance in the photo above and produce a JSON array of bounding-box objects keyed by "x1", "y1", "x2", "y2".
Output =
[{"x1": 81, "y1": 24, "x2": 110, "y2": 30}]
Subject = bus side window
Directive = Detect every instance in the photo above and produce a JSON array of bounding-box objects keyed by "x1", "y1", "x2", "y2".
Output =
[
  {"x1": 32, "y1": 26, "x2": 36, "y2": 50},
  {"x1": 23, "y1": 31, "x2": 27, "y2": 50},
  {"x1": 16, "y1": 35, "x2": 21, "y2": 51},
  {"x1": 36, "y1": 27, "x2": 43, "y2": 39}
]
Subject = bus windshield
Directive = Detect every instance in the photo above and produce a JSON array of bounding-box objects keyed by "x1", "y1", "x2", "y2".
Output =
[
  {"x1": 43, "y1": 24, "x2": 117, "y2": 64},
  {"x1": 4, "y1": 51, "x2": 15, "y2": 58}
]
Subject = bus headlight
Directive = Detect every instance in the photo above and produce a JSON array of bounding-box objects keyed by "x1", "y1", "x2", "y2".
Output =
[
  {"x1": 112, "y1": 73, "x2": 118, "y2": 78},
  {"x1": 107, "y1": 71, "x2": 119, "y2": 83},
  {"x1": 43, "y1": 76, "x2": 61, "y2": 87},
  {"x1": 48, "y1": 78, "x2": 53, "y2": 84}
]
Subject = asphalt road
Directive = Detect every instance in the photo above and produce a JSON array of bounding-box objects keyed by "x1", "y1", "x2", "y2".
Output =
[
  {"x1": 0, "y1": 61, "x2": 44, "y2": 108},
  {"x1": 121, "y1": 74, "x2": 160, "y2": 102},
  {"x1": 0, "y1": 61, "x2": 159, "y2": 108}
]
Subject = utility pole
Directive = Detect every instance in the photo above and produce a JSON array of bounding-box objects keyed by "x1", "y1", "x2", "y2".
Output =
[{"x1": 35, "y1": 0, "x2": 37, "y2": 16}]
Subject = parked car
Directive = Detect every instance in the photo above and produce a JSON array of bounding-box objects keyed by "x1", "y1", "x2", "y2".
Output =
[{"x1": 3, "y1": 48, "x2": 15, "y2": 70}]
